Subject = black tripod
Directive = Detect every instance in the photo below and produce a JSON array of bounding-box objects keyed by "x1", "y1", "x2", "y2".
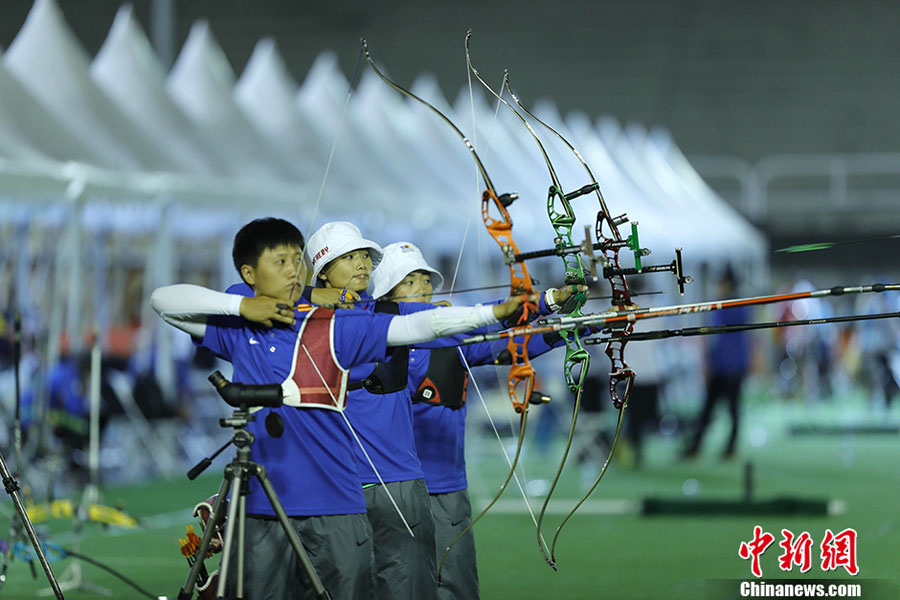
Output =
[
  {"x1": 177, "y1": 372, "x2": 331, "y2": 600},
  {"x1": 0, "y1": 447, "x2": 65, "y2": 599},
  {"x1": 0, "y1": 311, "x2": 65, "y2": 599}
]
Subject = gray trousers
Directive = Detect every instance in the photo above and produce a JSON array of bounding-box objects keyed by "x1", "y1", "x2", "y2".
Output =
[
  {"x1": 363, "y1": 479, "x2": 438, "y2": 600},
  {"x1": 225, "y1": 513, "x2": 374, "y2": 600},
  {"x1": 431, "y1": 489, "x2": 480, "y2": 600}
]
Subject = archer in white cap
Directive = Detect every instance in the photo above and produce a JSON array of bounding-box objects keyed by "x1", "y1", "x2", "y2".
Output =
[
  {"x1": 306, "y1": 222, "x2": 382, "y2": 305},
  {"x1": 372, "y1": 240, "x2": 587, "y2": 600},
  {"x1": 151, "y1": 218, "x2": 540, "y2": 600},
  {"x1": 371, "y1": 241, "x2": 444, "y2": 303},
  {"x1": 307, "y1": 224, "x2": 445, "y2": 599}
]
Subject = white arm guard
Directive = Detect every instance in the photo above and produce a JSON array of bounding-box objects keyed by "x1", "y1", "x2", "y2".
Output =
[
  {"x1": 149, "y1": 284, "x2": 245, "y2": 338},
  {"x1": 386, "y1": 304, "x2": 497, "y2": 346}
]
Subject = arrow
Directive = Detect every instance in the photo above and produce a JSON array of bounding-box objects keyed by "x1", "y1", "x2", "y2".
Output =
[
  {"x1": 775, "y1": 234, "x2": 900, "y2": 253},
  {"x1": 584, "y1": 310, "x2": 900, "y2": 344},
  {"x1": 461, "y1": 283, "x2": 900, "y2": 345}
]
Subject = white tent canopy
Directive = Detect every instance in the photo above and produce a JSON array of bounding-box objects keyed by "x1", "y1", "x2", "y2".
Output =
[
  {"x1": 0, "y1": 0, "x2": 766, "y2": 364},
  {"x1": 91, "y1": 5, "x2": 230, "y2": 175},
  {"x1": 5, "y1": 0, "x2": 180, "y2": 171}
]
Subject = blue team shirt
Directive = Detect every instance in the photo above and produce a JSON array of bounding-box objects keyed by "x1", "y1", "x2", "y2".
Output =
[
  {"x1": 707, "y1": 305, "x2": 751, "y2": 376},
  {"x1": 408, "y1": 343, "x2": 487, "y2": 494},
  {"x1": 410, "y1": 305, "x2": 561, "y2": 494},
  {"x1": 344, "y1": 295, "x2": 438, "y2": 484},
  {"x1": 346, "y1": 293, "x2": 555, "y2": 486},
  {"x1": 199, "y1": 284, "x2": 395, "y2": 516}
]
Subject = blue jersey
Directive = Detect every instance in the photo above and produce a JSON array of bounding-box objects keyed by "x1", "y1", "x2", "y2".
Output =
[
  {"x1": 200, "y1": 284, "x2": 395, "y2": 516},
  {"x1": 344, "y1": 295, "x2": 436, "y2": 484},
  {"x1": 707, "y1": 305, "x2": 751, "y2": 376},
  {"x1": 408, "y1": 344, "x2": 484, "y2": 494},
  {"x1": 411, "y1": 320, "x2": 561, "y2": 493}
]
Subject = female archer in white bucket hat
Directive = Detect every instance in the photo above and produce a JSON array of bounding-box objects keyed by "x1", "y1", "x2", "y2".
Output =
[
  {"x1": 305, "y1": 223, "x2": 443, "y2": 600},
  {"x1": 306, "y1": 221, "x2": 383, "y2": 305},
  {"x1": 151, "y1": 217, "x2": 536, "y2": 600},
  {"x1": 370, "y1": 241, "x2": 445, "y2": 302},
  {"x1": 372, "y1": 240, "x2": 582, "y2": 600}
]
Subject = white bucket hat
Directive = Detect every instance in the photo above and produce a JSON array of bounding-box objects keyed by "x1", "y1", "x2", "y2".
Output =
[
  {"x1": 371, "y1": 241, "x2": 444, "y2": 300},
  {"x1": 306, "y1": 221, "x2": 383, "y2": 284}
]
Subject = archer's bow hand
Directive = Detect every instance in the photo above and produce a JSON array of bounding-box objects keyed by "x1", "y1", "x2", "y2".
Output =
[
  {"x1": 310, "y1": 287, "x2": 361, "y2": 309},
  {"x1": 493, "y1": 293, "x2": 541, "y2": 322},
  {"x1": 239, "y1": 296, "x2": 297, "y2": 327},
  {"x1": 544, "y1": 285, "x2": 590, "y2": 314}
]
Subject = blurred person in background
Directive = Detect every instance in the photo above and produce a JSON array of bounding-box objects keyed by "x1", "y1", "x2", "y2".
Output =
[
  {"x1": 772, "y1": 278, "x2": 835, "y2": 403},
  {"x1": 854, "y1": 278, "x2": 900, "y2": 410},
  {"x1": 682, "y1": 266, "x2": 751, "y2": 459}
]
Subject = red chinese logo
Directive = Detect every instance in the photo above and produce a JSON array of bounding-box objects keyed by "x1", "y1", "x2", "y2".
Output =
[
  {"x1": 739, "y1": 526, "x2": 775, "y2": 577},
  {"x1": 778, "y1": 529, "x2": 813, "y2": 573},
  {"x1": 820, "y1": 528, "x2": 859, "y2": 576},
  {"x1": 739, "y1": 526, "x2": 859, "y2": 577}
]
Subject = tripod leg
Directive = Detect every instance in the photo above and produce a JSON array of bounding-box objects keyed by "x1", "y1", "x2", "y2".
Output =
[
  {"x1": 0, "y1": 447, "x2": 65, "y2": 600},
  {"x1": 3, "y1": 478, "x2": 63, "y2": 600},
  {"x1": 216, "y1": 466, "x2": 245, "y2": 599},
  {"x1": 178, "y1": 476, "x2": 231, "y2": 600},
  {"x1": 236, "y1": 494, "x2": 246, "y2": 599},
  {"x1": 255, "y1": 465, "x2": 332, "y2": 600}
]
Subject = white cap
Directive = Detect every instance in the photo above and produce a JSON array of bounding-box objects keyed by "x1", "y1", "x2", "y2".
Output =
[
  {"x1": 306, "y1": 221, "x2": 383, "y2": 284},
  {"x1": 371, "y1": 241, "x2": 444, "y2": 299}
]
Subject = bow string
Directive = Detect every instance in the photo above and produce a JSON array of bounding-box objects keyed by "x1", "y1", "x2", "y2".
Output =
[
  {"x1": 360, "y1": 38, "x2": 551, "y2": 585},
  {"x1": 466, "y1": 32, "x2": 598, "y2": 570}
]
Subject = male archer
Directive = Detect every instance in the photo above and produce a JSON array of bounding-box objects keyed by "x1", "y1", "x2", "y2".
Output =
[{"x1": 151, "y1": 217, "x2": 531, "y2": 600}]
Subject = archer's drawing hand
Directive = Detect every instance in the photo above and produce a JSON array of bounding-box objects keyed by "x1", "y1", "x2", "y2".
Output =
[{"x1": 240, "y1": 296, "x2": 297, "y2": 327}]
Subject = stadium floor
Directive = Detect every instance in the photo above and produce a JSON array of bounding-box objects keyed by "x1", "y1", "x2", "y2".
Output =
[{"x1": 1, "y1": 394, "x2": 897, "y2": 599}]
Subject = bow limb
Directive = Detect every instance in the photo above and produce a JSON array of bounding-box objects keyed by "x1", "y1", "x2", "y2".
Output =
[
  {"x1": 505, "y1": 73, "x2": 637, "y2": 369},
  {"x1": 550, "y1": 404, "x2": 627, "y2": 560},
  {"x1": 468, "y1": 33, "x2": 603, "y2": 569},
  {"x1": 362, "y1": 39, "x2": 537, "y2": 413},
  {"x1": 362, "y1": 39, "x2": 543, "y2": 583}
]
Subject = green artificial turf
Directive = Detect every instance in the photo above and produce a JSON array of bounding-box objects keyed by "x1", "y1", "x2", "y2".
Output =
[{"x1": 1, "y1": 396, "x2": 897, "y2": 599}]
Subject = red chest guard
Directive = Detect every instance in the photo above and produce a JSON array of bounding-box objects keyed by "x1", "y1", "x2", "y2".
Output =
[{"x1": 280, "y1": 307, "x2": 349, "y2": 411}]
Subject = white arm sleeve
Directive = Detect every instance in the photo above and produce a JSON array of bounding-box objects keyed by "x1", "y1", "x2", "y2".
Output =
[
  {"x1": 149, "y1": 284, "x2": 245, "y2": 338},
  {"x1": 386, "y1": 304, "x2": 497, "y2": 346}
]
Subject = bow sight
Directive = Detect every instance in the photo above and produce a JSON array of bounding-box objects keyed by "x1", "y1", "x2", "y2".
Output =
[{"x1": 510, "y1": 212, "x2": 694, "y2": 296}]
